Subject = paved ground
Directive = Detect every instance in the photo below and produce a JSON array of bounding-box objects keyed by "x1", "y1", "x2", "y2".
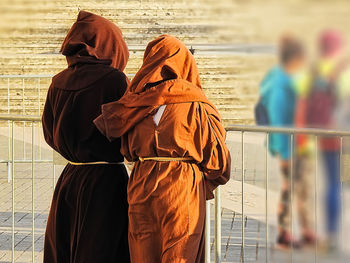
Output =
[{"x1": 0, "y1": 125, "x2": 349, "y2": 262}]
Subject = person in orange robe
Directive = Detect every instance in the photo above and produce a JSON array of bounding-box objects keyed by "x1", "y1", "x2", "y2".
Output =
[
  {"x1": 42, "y1": 11, "x2": 130, "y2": 262},
  {"x1": 94, "y1": 35, "x2": 231, "y2": 263}
]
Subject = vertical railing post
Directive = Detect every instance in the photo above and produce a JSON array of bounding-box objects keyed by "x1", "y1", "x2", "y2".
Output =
[
  {"x1": 290, "y1": 134, "x2": 294, "y2": 263},
  {"x1": 241, "y1": 131, "x2": 245, "y2": 257},
  {"x1": 7, "y1": 134, "x2": 11, "y2": 182},
  {"x1": 53, "y1": 164, "x2": 56, "y2": 191},
  {"x1": 314, "y1": 136, "x2": 318, "y2": 263},
  {"x1": 7, "y1": 78, "x2": 10, "y2": 113},
  {"x1": 22, "y1": 79, "x2": 25, "y2": 159},
  {"x1": 11, "y1": 121, "x2": 15, "y2": 263},
  {"x1": 340, "y1": 136, "x2": 344, "y2": 254},
  {"x1": 205, "y1": 201, "x2": 211, "y2": 263},
  {"x1": 22, "y1": 78, "x2": 25, "y2": 115},
  {"x1": 7, "y1": 78, "x2": 11, "y2": 183},
  {"x1": 38, "y1": 78, "x2": 41, "y2": 114},
  {"x1": 265, "y1": 133, "x2": 269, "y2": 262},
  {"x1": 32, "y1": 122, "x2": 35, "y2": 262},
  {"x1": 38, "y1": 78, "x2": 42, "y2": 160},
  {"x1": 214, "y1": 187, "x2": 221, "y2": 263}
]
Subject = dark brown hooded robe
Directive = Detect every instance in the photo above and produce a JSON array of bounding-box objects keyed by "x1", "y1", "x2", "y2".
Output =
[
  {"x1": 95, "y1": 35, "x2": 231, "y2": 263},
  {"x1": 42, "y1": 11, "x2": 130, "y2": 263}
]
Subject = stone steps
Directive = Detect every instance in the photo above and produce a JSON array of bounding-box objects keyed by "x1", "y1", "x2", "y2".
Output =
[
  {"x1": 4, "y1": 0, "x2": 348, "y2": 125},
  {"x1": 0, "y1": 0, "x2": 236, "y2": 51},
  {"x1": 0, "y1": 48, "x2": 270, "y2": 125}
]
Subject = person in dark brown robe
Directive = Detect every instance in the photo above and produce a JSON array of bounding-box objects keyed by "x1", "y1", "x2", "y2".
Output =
[
  {"x1": 94, "y1": 35, "x2": 231, "y2": 263},
  {"x1": 42, "y1": 11, "x2": 130, "y2": 263}
]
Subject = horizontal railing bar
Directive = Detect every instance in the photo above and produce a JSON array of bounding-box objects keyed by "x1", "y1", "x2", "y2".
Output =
[
  {"x1": 0, "y1": 43, "x2": 275, "y2": 54},
  {"x1": 105, "y1": 43, "x2": 275, "y2": 53},
  {"x1": 0, "y1": 227, "x2": 46, "y2": 232},
  {"x1": 226, "y1": 125, "x2": 350, "y2": 137},
  {"x1": 1, "y1": 115, "x2": 350, "y2": 136},
  {"x1": 0, "y1": 159, "x2": 52, "y2": 163},
  {"x1": 0, "y1": 74, "x2": 136, "y2": 78},
  {"x1": 0, "y1": 74, "x2": 53, "y2": 78},
  {"x1": 0, "y1": 114, "x2": 41, "y2": 121}
]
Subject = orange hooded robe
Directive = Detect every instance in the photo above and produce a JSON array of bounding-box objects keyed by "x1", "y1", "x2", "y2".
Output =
[
  {"x1": 42, "y1": 11, "x2": 130, "y2": 263},
  {"x1": 95, "y1": 35, "x2": 231, "y2": 263}
]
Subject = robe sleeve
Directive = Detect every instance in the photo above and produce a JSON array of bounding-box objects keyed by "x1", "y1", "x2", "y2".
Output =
[
  {"x1": 42, "y1": 84, "x2": 56, "y2": 150},
  {"x1": 93, "y1": 107, "x2": 111, "y2": 138},
  {"x1": 198, "y1": 103, "x2": 231, "y2": 200}
]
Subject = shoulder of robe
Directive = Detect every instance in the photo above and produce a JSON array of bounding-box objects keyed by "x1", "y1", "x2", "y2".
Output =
[
  {"x1": 51, "y1": 68, "x2": 71, "y2": 86},
  {"x1": 51, "y1": 65, "x2": 127, "y2": 91},
  {"x1": 101, "y1": 68, "x2": 128, "y2": 84}
]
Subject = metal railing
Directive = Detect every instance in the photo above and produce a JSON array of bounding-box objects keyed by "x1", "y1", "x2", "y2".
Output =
[
  {"x1": 1, "y1": 43, "x2": 275, "y2": 56},
  {"x1": 0, "y1": 115, "x2": 50, "y2": 263},
  {"x1": 207, "y1": 125, "x2": 350, "y2": 263},
  {"x1": 1, "y1": 114, "x2": 350, "y2": 262}
]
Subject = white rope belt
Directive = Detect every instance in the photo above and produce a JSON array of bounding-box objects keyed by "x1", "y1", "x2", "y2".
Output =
[{"x1": 138, "y1": 157, "x2": 193, "y2": 162}]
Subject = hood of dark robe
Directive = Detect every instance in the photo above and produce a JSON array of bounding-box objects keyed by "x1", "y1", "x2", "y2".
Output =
[
  {"x1": 94, "y1": 34, "x2": 221, "y2": 140},
  {"x1": 53, "y1": 10, "x2": 129, "y2": 90}
]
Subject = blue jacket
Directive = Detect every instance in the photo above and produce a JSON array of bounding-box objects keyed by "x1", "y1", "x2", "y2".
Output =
[{"x1": 260, "y1": 66, "x2": 296, "y2": 160}]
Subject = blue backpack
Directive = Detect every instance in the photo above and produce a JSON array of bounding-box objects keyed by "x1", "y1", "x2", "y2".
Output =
[
  {"x1": 254, "y1": 99, "x2": 269, "y2": 125},
  {"x1": 255, "y1": 71, "x2": 272, "y2": 126}
]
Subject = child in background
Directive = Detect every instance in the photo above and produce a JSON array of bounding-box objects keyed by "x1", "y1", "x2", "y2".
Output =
[{"x1": 259, "y1": 35, "x2": 310, "y2": 249}]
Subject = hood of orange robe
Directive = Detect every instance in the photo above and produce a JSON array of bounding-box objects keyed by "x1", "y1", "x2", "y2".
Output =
[
  {"x1": 53, "y1": 10, "x2": 129, "y2": 91},
  {"x1": 94, "y1": 34, "x2": 220, "y2": 140}
]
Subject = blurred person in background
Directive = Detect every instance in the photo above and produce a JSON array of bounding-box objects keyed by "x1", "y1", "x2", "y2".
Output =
[
  {"x1": 302, "y1": 29, "x2": 348, "y2": 251},
  {"x1": 293, "y1": 69, "x2": 318, "y2": 248},
  {"x1": 257, "y1": 35, "x2": 309, "y2": 249}
]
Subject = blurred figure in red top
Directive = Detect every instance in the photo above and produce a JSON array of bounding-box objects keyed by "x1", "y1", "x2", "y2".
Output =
[{"x1": 300, "y1": 29, "x2": 347, "y2": 251}]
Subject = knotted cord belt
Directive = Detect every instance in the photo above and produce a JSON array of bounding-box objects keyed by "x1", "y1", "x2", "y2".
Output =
[
  {"x1": 138, "y1": 157, "x2": 193, "y2": 162},
  {"x1": 68, "y1": 161, "x2": 124, "y2": 165}
]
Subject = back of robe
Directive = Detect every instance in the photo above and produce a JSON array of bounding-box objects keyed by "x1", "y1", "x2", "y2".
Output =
[{"x1": 43, "y1": 64, "x2": 127, "y2": 163}]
